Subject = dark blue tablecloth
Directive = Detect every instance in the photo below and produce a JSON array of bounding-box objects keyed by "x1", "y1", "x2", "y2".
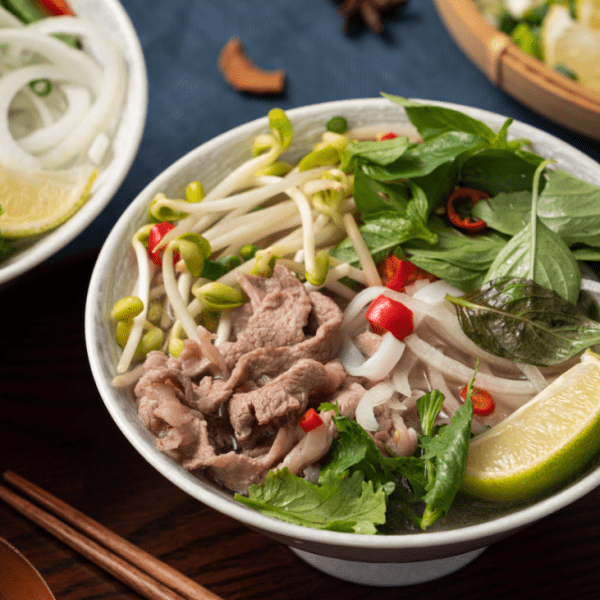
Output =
[{"x1": 58, "y1": 0, "x2": 600, "y2": 260}]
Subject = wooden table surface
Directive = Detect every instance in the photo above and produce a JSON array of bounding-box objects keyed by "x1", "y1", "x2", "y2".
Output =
[{"x1": 2, "y1": 249, "x2": 600, "y2": 600}]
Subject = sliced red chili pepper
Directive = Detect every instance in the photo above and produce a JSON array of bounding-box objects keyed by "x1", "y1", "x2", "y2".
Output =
[
  {"x1": 38, "y1": 0, "x2": 75, "y2": 15},
  {"x1": 461, "y1": 385, "x2": 496, "y2": 417},
  {"x1": 378, "y1": 255, "x2": 436, "y2": 292},
  {"x1": 366, "y1": 295, "x2": 414, "y2": 340},
  {"x1": 387, "y1": 260, "x2": 417, "y2": 292},
  {"x1": 378, "y1": 132, "x2": 397, "y2": 141},
  {"x1": 300, "y1": 408, "x2": 323, "y2": 433},
  {"x1": 446, "y1": 187, "x2": 490, "y2": 232},
  {"x1": 148, "y1": 222, "x2": 180, "y2": 267}
]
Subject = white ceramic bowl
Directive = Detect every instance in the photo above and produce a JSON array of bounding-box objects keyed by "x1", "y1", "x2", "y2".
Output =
[
  {"x1": 0, "y1": 0, "x2": 147, "y2": 286},
  {"x1": 85, "y1": 98, "x2": 600, "y2": 586}
]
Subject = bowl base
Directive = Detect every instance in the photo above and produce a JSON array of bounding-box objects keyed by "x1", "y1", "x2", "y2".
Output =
[{"x1": 289, "y1": 546, "x2": 487, "y2": 586}]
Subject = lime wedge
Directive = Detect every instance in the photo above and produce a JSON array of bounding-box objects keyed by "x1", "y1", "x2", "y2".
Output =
[
  {"x1": 576, "y1": 0, "x2": 600, "y2": 28},
  {"x1": 0, "y1": 164, "x2": 97, "y2": 238},
  {"x1": 541, "y1": 4, "x2": 600, "y2": 92},
  {"x1": 462, "y1": 349, "x2": 600, "y2": 502}
]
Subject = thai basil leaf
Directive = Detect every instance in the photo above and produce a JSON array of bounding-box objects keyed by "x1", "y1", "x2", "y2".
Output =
[
  {"x1": 535, "y1": 170, "x2": 600, "y2": 247},
  {"x1": 446, "y1": 277, "x2": 600, "y2": 366},
  {"x1": 472, "y1": 190, "x2": 532, "y2": 235},
  {"x1": 352, "y1": 167, "x2": 409, "y2": 217},
  {"x1": 330, "y1": 208, "x2": 437, "y2": 266},
  {"x1": 382, "y1": 94, "x2": 497, "y2": 142},
  {"x1": 571, "y1": 246, "x2": 600, "y2": 261},
  {"x1": 459, "y1": 149, "x2": 543, "y2": 194},
  {"x1": 474, "y1": 170, "x2": 600, "y2": 248},
  {"x1": 401, "y1": 219, "x2": 508, "y2": 291},
  {"x1": 405, "y1": 255, "x2": 488, "y2": 292},
  {"x1": 411, "y1": 160, "x2": 460, "y2": 217},
  {"x1": 343, "y1": 136, "x2": 411, "y2": 166},
  {"x1": 485, "y1": 218, "x2": 581, "y2": 303},
  {"x1": 359, "y1": 131, "x2": 486, "y2": 181}
]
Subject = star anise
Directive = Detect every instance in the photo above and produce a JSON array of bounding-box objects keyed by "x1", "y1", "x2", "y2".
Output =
[{"x1": 335, "y1": 0, "x2": 409, "y2": 35}]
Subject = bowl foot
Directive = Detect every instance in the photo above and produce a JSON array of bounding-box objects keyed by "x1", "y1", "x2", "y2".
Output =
[{"x1": 289, "y1": 546, "x2": 487, "y2": 586}]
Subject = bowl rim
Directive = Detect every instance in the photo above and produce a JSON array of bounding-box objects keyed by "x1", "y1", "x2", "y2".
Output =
[
  {"x1": 86, "y1": 96, "x2": 600, "y2": 551},
  {"x1": 0, "y1": 0, "x2": 148, "y2": 286}
]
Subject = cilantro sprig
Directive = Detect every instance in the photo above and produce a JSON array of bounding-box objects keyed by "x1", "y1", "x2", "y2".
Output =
[{"x1": 235, "y1": 374, "x2": 476, "y2": 533}]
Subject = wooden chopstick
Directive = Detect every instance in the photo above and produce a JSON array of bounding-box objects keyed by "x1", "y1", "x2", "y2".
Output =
[{"x1": 1, "y1": 471, "x2": 224, "y2": 600}]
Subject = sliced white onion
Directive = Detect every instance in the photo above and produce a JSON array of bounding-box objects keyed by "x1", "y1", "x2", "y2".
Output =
[
  {"x1": 391, "y1": 349, "x2": 418, "y2": 397},
  {"x1": 0, "y1": 17, "x2": 125, "y2": 170},
  {"x1": 340, "y1": 330, "x2": 405, "y2": 381},
  {"x1": 87, "y1": 131, "x2": 111, "y2": 165},
  {"x1": 412, "y1": 279, "x2": 464, "y2": 305},
  {"x1": 0, "y1": 64, "x2": 93, "y2": 169},
  {"x1": 355, "y1": 379, "x2": 397, "y2": 431},
  {"x1": 403, "y1": 334, "x2": 535, "y2": 398},
  {"x1": 26, "y1": 17, "x2": 126, "y2": 168},
  {"x1": 18, "y1": 84, "x2": 92, "y2": 153}
]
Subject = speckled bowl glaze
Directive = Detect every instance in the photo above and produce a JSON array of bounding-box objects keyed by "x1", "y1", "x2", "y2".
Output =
[
  {"x1": 0, "y1": 0, "x2": 147, "y2": 286},
  {"x1": 85, "y1": 98, "x2": 600, "y2": 586}
]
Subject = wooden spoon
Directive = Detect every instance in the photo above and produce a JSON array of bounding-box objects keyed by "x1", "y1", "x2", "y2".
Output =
[{"x1": 0, "y1": 537, "x2": 56, "y2": 600}]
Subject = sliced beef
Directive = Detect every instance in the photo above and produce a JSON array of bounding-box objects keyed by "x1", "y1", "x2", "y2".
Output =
[
  {"x1": 133, "y1": 265, "x2": 347, "y2": 494},
  {"x1": 220, "y1": 266, "x2": 313, "y2": 368},
  {"x1": 228, "y1": 359, "x2": 345, "y2": 441}
]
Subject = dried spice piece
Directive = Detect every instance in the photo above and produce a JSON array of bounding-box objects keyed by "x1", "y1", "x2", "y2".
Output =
[
  {"x1": 218, "y1": 37, "x2": 285, "y2": 95},
  {"x1": 334, "y1": 0, "x2": 409, "y2": 35}
]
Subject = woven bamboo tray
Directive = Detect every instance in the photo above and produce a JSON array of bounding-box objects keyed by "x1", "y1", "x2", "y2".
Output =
[{"x1": 433, "y1": 0, "x2": 600, "y2": 141}]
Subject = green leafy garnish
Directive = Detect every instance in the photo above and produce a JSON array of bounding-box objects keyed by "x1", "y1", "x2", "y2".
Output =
[
  {"x1": 446, "y1": 278, "x2": 600, "y2": 366},
  {"x1": 235, "y1": 468, "x2": 387, "y2": 534}
]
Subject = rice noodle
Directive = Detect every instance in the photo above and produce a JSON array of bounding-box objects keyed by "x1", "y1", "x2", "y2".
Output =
[
  {"x1": 355, "y1": 379, "x2": 397, "y2": 431},
  {"x1": 340, "y1": 331, "x2": 405, "y2": 381},
  {"x1": 403, "y1": 334, "x2": 535, "y2": 399},
  {"x1": 516, "y1": 363, "x2": 548, "y2": 393}
]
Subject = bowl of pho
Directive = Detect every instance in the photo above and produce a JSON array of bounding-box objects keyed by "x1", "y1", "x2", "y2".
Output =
[
  {"x1": 0, "y1": 0, "x2": 147, "y2": 286},
  {"x1": 85, "y1": 96, "x2": 600, "y2": 586}
]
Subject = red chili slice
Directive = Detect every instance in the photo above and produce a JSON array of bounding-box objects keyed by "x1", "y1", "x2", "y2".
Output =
[
  {"x1": 366, "y1": 295, "x2": 414, "y2": 340},
  {"x1": 378, "y1": 255, "x2": 436, "y2": 292},
  {"x1": 148, "y1": 222, "x2": 180, "y2": 267},
  {"x1": 300, "y1": 408, "x2": 323, "y2": 433},
  {"x1": 446, "y1": 187, "x2": 490, "y2": 232},
  {"x1": 461, "y1": 385, "x2": 496, "y2": 417},
  {"x1": 39, "y1": 0, "x2": 75, "y2": 15},
  {"x1": 378, "y1": 132, "x2": 397, "y2": 141}
]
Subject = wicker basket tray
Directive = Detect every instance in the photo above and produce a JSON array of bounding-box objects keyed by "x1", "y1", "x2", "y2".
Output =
[{"x1": 433, "y1": 0, "x2": 600, "y2": 141}]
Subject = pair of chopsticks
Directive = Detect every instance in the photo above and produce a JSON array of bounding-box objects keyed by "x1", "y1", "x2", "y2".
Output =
[{"x1": 0, "y1": 471, "x2": 224, "y2": 600}]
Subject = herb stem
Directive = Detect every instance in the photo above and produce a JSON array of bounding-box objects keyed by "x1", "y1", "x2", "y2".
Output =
[{"x1": 528, "y1": 159, "x2": 554, "y2": 281}]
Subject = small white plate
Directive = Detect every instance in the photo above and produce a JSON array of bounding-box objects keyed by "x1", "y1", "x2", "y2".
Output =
[{"x1": 0, "y1": 0, "x2": 147, "y2": 286}]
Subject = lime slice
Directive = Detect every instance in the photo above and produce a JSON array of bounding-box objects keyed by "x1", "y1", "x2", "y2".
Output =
[
  {"x1": 462, "y1": 349, "x2": 600, "y2": 502},
  {"x1": 576, "y1": 0, "x2": 600, "y2": 28},
  {"x1": 541, "y1": 4, "x2": 600, "y2": 92},
  {"x1": 0, "y1": 164, "x2": 97, "y2": 238}
]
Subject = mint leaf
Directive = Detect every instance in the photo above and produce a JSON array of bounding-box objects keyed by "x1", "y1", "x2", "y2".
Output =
[{"x1": 236, "y1": 468, "x2": 387, "y2": 534}]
